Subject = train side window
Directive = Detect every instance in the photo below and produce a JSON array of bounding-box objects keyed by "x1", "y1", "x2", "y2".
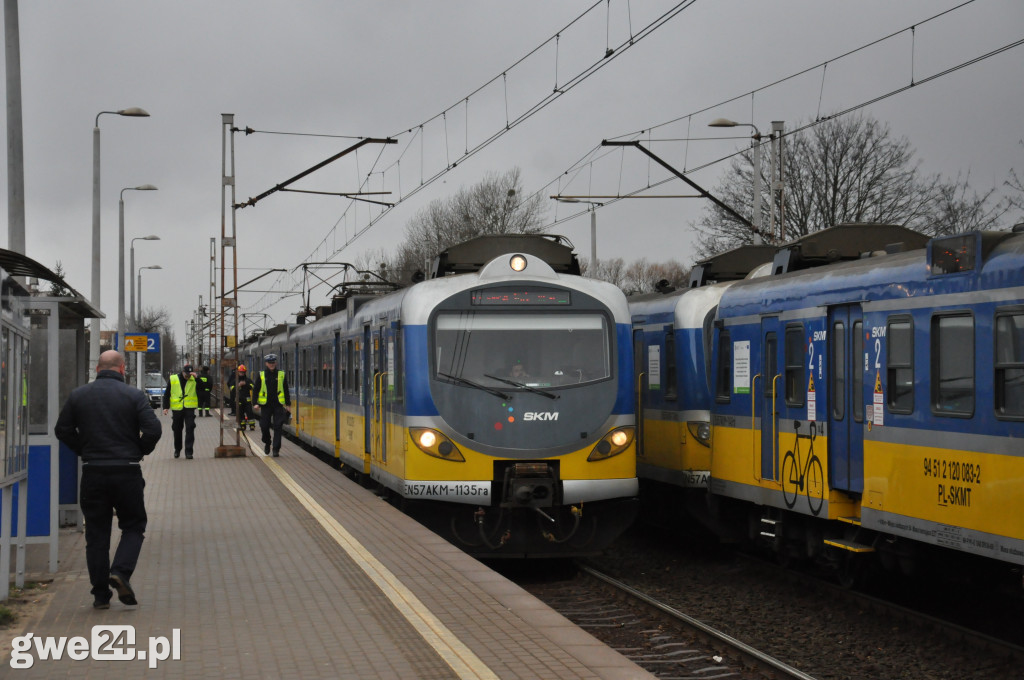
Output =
[
  {"x1": 887, "y1": 317, "x2": 914, "y2": 414},
  {"x1": 932, "y1": 313, "x2": 974, "y2": 417},
  {"x1": 344, "y1": 340, "x2": 352, "y2": 393},
  {"x1": 393, "y1": 324, "x2": 404, "y2": 402},
  {"x1": 832, "y1": 321, "x2": 845, "y2": 420},
  {"x1": 995, "y1": 310, "x2": 1024, "y2": 419},
  {"x1": 715, "y1": 330, "x2": 731, "y2": 403},
  {"x1": 852, "y1": 321, "x2": 864, "y2": 422},
  {"x1": 664, "y1": 327, "x2": 677, "y2": 401},
  {"x1": 784, "y1": 324, "x2": 805, "y2": 407}
]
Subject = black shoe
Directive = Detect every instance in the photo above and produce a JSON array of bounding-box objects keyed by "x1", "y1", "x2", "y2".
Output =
[
  {"x1": 109, "y1": 573, "x2": 137, "y2": 606},
  {"x1": 185, "y1": 450, "x2": 193, "y2": 459},
  {"x1": 93, "y1": 596, "x2": 111, "y2": 609},
  {"x1": 174, "y1": 450, "x2": 180, "y2": 458},
  {"x1": 272, "y1": 450, "x2": 280, "y2": 457},
  {"x1": 228, "y1": 412, "x2": 236, "y2": 416},
  {"x1": 264, "y1": 443, "x2": 271, "y2": 455}
]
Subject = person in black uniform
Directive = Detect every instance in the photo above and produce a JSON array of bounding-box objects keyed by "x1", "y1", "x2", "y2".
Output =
[
  {"x1": 252, "y1": 353, "x2": 291, "y2": 456},
  {"x1": 197, "y1": 366, "x2": 212, "y2": 417},
  {"x1": 228, "y1": 364, "x2": 255, "y2": 430},
  {"x1": 55, "y1": 350, "x2": 162, "y2": 609}
]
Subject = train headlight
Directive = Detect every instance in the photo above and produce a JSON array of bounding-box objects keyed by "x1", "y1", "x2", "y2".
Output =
[
  {"x1": 509, "y1": 254, "x2": 528, "y2": 272},
  {"x1": 410, "y1": 428, "x2": 465, "y2": 462},
  {"x1": 588, "y1": 427, "x2": 635, "y2": 461},
  {"x1": 686, "y1": 421, "x2": 711, "y2": 447}
]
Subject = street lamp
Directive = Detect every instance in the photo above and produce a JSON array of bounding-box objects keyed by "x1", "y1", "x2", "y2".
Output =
[
  {"x1": 136, "y1": 264, "x2": 162, "y2": 389},
  {"x1": 118, "y1": 186, "x2": 157, "y2": 351},
  {"x1": 708, "y1": 118, "x2": 763, "y2": 242},
  {"x1": 553, "y1": 197, "x2": 603, "y2": 265},
  {"x1": 130, "y1": 234, "x2": 160, "y2": 328},
  {"x1": 91, "y1": 106, "x2": 150, "y2": 377}
]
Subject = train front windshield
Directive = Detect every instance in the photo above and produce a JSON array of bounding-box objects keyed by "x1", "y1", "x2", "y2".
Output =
[{"x1": 435, "y1": 312, "x2": 610, "y2": 387}]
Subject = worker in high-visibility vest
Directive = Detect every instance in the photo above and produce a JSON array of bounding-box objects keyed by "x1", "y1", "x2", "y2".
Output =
[
  {"x1": 197, "y1": 366, "x2": 212, "y2": 417},
  {"x1": 252, "y1": 354, "x2": 290, "y2": 457},
  {"x1": 162, "y1": 364, "x2": 199, "y2": 459}
]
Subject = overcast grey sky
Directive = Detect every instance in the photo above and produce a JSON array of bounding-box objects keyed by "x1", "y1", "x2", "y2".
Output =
[{"x1": 3, "y1": 0, "x2": 1022, "y2": 353}]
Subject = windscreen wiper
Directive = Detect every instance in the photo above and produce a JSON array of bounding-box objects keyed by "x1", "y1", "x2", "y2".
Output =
[
  {"x1": 484, "y1": 374, "x2": 559, "y2": 400},
  {"x1": 438, "y1": 372, "x2": 511, "y2": 400}
]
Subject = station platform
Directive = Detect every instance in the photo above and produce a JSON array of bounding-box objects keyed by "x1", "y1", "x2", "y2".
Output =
[{"x1": 6, "y1": 410, "x2": 654, "y2": 679}]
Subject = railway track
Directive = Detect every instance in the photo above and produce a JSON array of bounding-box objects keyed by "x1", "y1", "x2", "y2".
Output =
[{"x1": 517, "y1": 563, "x2": 813, "y2": 680}]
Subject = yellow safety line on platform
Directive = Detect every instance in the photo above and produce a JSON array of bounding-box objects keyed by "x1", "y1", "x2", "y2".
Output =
[{"x1": 247, "y1": 438, "x2": 499, "y2": 680}]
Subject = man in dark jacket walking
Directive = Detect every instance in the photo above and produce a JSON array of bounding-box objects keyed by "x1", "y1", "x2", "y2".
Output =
[
  {"x1": 252, "y1": 353, "x2": 290, "y2": 456},
  {"x1": 55, "y1": 350, "x2": 162, "y2": 609}
]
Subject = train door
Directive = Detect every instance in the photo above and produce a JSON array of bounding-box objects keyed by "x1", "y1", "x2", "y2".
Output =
[
  {"x1": 632, "y1": 329, "x2": 646, "y2": 458},
  {"x1": 828, "y1": 305, "x2": 864, "y2": 493},
  {"x1": 760, "y1": 317, "x2": 781, "y2": 480},
  {"x1": 362, "y1": 325, "x2": 373, "y2": 457}
]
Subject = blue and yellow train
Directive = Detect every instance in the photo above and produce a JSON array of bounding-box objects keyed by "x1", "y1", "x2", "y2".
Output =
[
  {"x1": 632, "y1": 223, "x2": 1024, "y2": 582},
  {"x1": 241, "y1": 235, "x2": 638, "y2": 557}
]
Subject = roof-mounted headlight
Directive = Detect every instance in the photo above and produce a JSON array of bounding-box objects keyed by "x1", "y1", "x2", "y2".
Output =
[{"x1": 509, "y1": 254, "x2": 527, "y2": 272}]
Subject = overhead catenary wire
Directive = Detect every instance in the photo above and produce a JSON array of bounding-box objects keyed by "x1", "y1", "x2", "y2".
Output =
[{"x1": 539, "y1": 1, "x2": 1020, "y2": 235}]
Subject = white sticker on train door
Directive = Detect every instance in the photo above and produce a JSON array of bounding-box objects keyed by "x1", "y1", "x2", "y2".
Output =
[
  {"x1": 734, "y1": 341, "x2": 750, "y2": 394},
  {"x1": 388, "y1": 341, "x2": 394, "y2": 389},
  {"x1": 647, "y1": 345, "x2": 661, "y2": 390},
  {"x1": 807, "y1": 375, "x2": 816, "y2": 421},
  {"x1": 873, "y1": 370, "x2": 884, "y2": 426}
]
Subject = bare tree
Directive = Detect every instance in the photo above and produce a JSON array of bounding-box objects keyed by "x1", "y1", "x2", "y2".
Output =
[
  {"x1": 383, "y1": 168, "x2": 548, "y2": 282},
  {"x1": 694, "y1": 114, "x2": 1004, "y2": 256},
  {"x1": 1006, "y1": 140, "x2": 1024, "y2": 221},
  {"x1": 927, "y1": 172, "x2": 1006, "y2": 236},
  {"x1": 134, "y1": 307, "x2": 175, "y2": 375}
]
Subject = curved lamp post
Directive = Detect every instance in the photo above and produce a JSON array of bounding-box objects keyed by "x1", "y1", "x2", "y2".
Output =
[
  {"x1": 136, "y1": 264, "x2": 162, "y2": 389},
  {"x1": 90, "y1": 106, "x2": 150, "y2": 376},
  {"x1": 708, "y1": 118, "x2": 763, "y2": 240},
  {"x1": 118, "y1": 185, "x2": 157, "y2": 350}
]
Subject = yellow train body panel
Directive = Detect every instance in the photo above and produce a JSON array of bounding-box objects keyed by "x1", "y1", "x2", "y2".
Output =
[
  {"x1": 863, "y1": 440, "x2": 1024, "y2": 542},
  {"x1": 711, "y1": 424, "x2": 858, "y2": 520}
]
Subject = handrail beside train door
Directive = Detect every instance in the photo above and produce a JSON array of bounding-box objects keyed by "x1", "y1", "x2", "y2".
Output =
[
  {"x1": 751, "y1": 373, "x2": 761, "y2": 481},
  {"x1": 771, "y1": 373, "x2": 782, "y2": 481}
]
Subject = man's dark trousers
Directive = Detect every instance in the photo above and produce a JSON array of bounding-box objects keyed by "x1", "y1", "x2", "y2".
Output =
[
  {"x1": 80, "y1": 467, "x2": 147, "y2": 600},
  {"x1": 171, "y1": 408, "x2": 196, "y2": 455},
  {"x1": 259, "y1": 405, "x2": 288, "y2": 452}
]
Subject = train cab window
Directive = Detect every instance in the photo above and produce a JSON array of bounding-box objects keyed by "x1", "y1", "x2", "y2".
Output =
[
  {"x1": 434, "y1": 312, "x2": 610, "y2": 388},
  {"x1": 995, "y1": 310, "x2": 1024, "y2": 418},
  {"x1": 784, "y1": 325, "x2": 805, "y2": 407},
  {"x1": 715, "y1": 330, "x2": 732, "y2": 402},
  {"x1": 932, "y1": 314, "x2": 974, "y2": 416},
  {"x1": 664, "y1": 327, "x2": 677, "y2": 401},
  {"x1": 887, "y1": 318, "x2": 914, "y2": 413}
]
